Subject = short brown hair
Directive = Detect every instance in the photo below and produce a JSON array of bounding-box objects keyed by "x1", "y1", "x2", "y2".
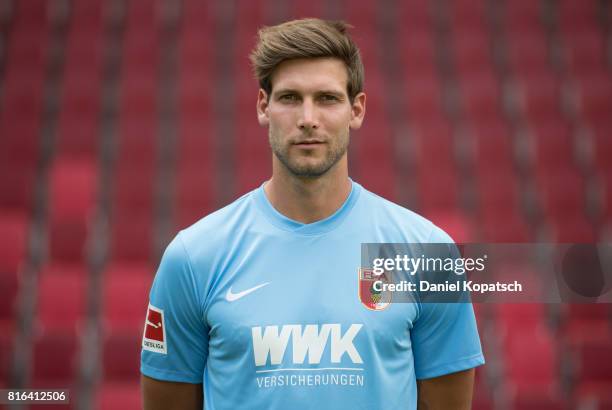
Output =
[{"x1": 250, "y1": 18, "x2": 364, "y2": 102}]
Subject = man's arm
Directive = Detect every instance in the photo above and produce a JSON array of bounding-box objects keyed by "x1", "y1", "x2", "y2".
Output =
[
  {"x1": 142, "y1": 374, "x2": 203, "y2": 410},
  {"x1": 416, "y1": 368, "x2": 475, "y2": 410}
]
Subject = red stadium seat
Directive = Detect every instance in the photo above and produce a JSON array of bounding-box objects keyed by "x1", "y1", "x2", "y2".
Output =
[
  {"x1": 398, "y1": 30, "x2": 437, "y2": 76},
  {"x1": 287, "y1": 0, "x2": 327, "y2": 19},
  {"x1": 181, "y1": 0, "x2": 214, "y2": 27},
  {"x1": 101, "y1": 332, "x2": 142, "y2": 383},
  {"x1": 235, "y1": 143, "x2": 271, "y2": 193},
  {"x1": 111, "y1": 164, "x2": 155, "y2": 219},
  {"x1": 118, "y1": 81, "x2": 157, "y2": 125},
  {"x1": 55, "y1": 0, "x2": 104, "y2": 161},
  {"x1": 572, "y1": 70, "x2": 612, "y2": 126},
  {"x1": 573, "y1": 341, "x2": 612, "y2": 398},
  {"x1": 528, "y1": 121, "x2": 575, "y2": 174},
  {"x1": 404, "y1": 74, "x2": 445, "y2": 124},
  {"x1": 600, "y1": 170, "x2": 612, "y2": 225},
  {"x1": 448, "y1": 0, "x2": 487, "y2": 29},
  {"x1": 31, "y1": 265, "x2": 87, "y2": 387},
  {"x1": 560, "y1": 305, "x2": 612, "y2": 346},
  {"x1": 0, "y1": 212, "x2": 28, "y2": 274},
  {"x1": 0, "y1": 273, "x2": 23, "y2": 330},
  {"x1": 56, "y1": 112, "x2": 101, "y2": 160},
  {"x1": 561, "y1": 29, "x2": 608, "y2": 76},
  {"x1": 473, "y1": 366, "x2": 494, "y2": 410},
  {"x1": 234, "y1": 92, "x2": 271, "y2": 194},
  {"x1": 514, "y1": 72, "x2": 564, "y2": 124},
  {"x1": 48, "y1": 160, "x2": 98, "y2": 263},
  {"x1": 0, "y1": 116, "x2": 41, "y2": 164},
  {"x1": 503, "y1": 325, "x2": 559, "y2": 396},
  {"x1": 11, "y1": 0, "x2": 49, "y2": 27},
  {"x1": 94, "y1": 382, "x2": 142, "y2": 410},
  {"x1": 174, "y1": 164, "x2": 215, "y2": 229},
  {"x1": 480, "y1": 210, "x2": 532, "y2": 242},
  {"x1": 453, "y1": 29, "x2": 492, "y2": 74},
  {"x1": 31, "y1": 330, "x2": 81, "y2": 387},
  {"x1": 122, "y1": 2, "x2": 159, "y2": 71},
  {"x1": 574, "y1": 391, "x2": 612, "y2": 410},
  {"x1": 505, "y1": 29, "x2": 549, "y2": 77},
  {"x1": 470, "y1": 121, "x2": 516, "y2": 175},
  {"x1": 0, "y1": 84, "x2": 44, "y2": 212},
  {"x1": 457, "y1": 69, "x2": 504, "y2": 124},
  {"x1": 477, "y1": 170, "x2": 522, "y2": 218},
  {"x1": 0, "y1": 328, "x2": 13, "y2": 387},
  {"x1": 413, "y1": 121, "x2": 459, "y2": 213},
  {"x1": 412, "y1": 121, "x2": 456, "y2": 168},
  {"x1": 101, "y1": 265, "x2": 151, "y2": 333},
  {"x1": 509, "y1": 392, "x2": 566, "y2": 410},
  {"x1": 100, "y1": 264, "x2": 150, "y2": 384},
  {"x1": 50, "y1": 158, "x2": 97, "y2": 217},
  {"x1": 425, "y1": 211, "x2": 475, "y2": 243},
  {"x1": 56, "y1": 70, "x2": 102, "y2": 160},
  {"x1": 503, "y1": 0, "x2": 541, "y2": 32},
  {"x1": 109, "y1": 214, "x2": 154, "y2": 264},
  {"x1": 352, "y1": 107, "x2": 397, "y2": 201},
  {"x1": 174, "y1": 67, "x2": 215, "y2": 225},
  {"x1": 537, "y1": 168, "x2": 587, "y2": 222},
  {"x1": 591, "y1": 122, "x2": 612, "y2": 173},
  {"x1": 0, "y1": 159, "x2": 38, "y2": 212},
  {"x1": 35, "y1": 268, "x2": 88, "y2": 334},
  {"x1": 494, "y1": 303, "x2": 547, "y2": 334},
  {"x1": 558, "y1": 0, "x2": 598, "y2": 36},
  {"x1": 176, "y1": 79, "x2": 213, "y2": 127},
  {"x1": 417, "y1": 169, "x2": 460, "y2": 214},
  {"x1": 549, "y1": 218, "x2": 596, "y2": 243}
]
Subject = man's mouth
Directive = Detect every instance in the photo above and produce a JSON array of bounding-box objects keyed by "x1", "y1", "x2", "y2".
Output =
[{"x1": 293, "y1": 139, "x2": 325, "y2": 146}]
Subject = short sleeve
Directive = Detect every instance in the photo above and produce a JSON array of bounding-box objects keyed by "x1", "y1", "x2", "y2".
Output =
[
  {"x1": 411, "y1": 302, "x2": 484, "y2": 379},
  {"x1": 140, "y1": 233, "x2": 209, "y2": 383},
  {"x1": 411, "y1": 229, "x2": 485, "y2": 379}
]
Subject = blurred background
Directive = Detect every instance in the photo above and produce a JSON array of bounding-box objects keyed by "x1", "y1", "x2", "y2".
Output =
[{"x1": 0, "y1": 0, "x2": 611, "y2": 408}]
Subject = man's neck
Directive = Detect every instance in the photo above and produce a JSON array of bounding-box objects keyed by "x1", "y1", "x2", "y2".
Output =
[{"x1": 264, "y1": 160, "x2": 352, "y2": 224}]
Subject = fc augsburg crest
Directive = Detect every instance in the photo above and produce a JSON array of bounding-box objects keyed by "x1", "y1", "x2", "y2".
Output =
[{"x1": 358, "y1": 268, "x2": 392, "y2": 311}]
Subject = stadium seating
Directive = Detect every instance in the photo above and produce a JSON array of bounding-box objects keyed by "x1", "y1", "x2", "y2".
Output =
[
  {"x1": 94, "y1": 382, "x2": 142, "y2": 410},
  {"x1": 0, "y1": 0, "x2": 610, "y2": 406},
  {"x1": 47, "y1": 160, "x2": 98, "y2": 264},
  {"x1": 0, "y1": 213, "x2": 28, "y2": 324},
  {"x1": 560, "y1": 304, "x2": 612, "y2": 346},
  {"x1": 502, "y1": 325, "x2": 559, "y2": 397},
  {"x1": 101, "y1": 264, "x2": 151, "y2": 334},
  {"x1": 31, "y1": 265, "x2": 87, "y2": 386},
  {"x1": 572, "y1": 341, "x2": 612, "y2": 405},
  {"x1": 0, "y1": 329, "x2": 12, "y2": 388}
]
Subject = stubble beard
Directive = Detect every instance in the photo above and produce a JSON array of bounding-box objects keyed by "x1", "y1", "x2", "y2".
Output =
[{"x1": 269, "y1": 130, "x2": 349, "y2": 178}]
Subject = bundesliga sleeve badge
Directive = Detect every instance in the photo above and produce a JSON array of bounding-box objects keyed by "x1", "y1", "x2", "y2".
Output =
[
  {"x1": 142, "y1": 304, "x2": 167, "y2": 354},
  {"x1": 358, "y1": 268, "x2": 392, "y2": 311}
]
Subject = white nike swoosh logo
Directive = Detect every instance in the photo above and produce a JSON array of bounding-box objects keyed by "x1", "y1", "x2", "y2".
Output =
[{"x1": 225, "y1": 282, "x2": 270, "y2": 302}]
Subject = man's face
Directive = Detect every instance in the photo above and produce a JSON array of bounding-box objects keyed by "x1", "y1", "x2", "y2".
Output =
[{"x1": 257, "y1": 58, "x2": 365, "y2": 178}]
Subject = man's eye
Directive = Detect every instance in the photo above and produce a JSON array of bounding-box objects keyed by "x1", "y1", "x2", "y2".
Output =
[
  {"x1": 320, "y1": 95, "x2": 339, "y2": 102},
  {"x1": 280, "y1": 94, "x2": 298, "y2": 101}
]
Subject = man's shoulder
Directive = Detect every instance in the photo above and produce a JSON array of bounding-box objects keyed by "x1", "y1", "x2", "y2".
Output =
[
  {"x1": 178, "y1": 189, "x2": 256, "y2": 247},
  {"x1": 358, "y1": 186, "x2": 454, "y2": 243}
]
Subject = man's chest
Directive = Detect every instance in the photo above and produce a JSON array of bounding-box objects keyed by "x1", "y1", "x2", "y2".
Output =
[{"x1": 201, "y1": 240, "x2": 418, "y2": 372}]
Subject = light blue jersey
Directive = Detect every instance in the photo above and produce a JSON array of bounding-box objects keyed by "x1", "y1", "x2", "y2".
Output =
[{"x1": 141, "y1": 181, "x2": 484, "y2": 409}]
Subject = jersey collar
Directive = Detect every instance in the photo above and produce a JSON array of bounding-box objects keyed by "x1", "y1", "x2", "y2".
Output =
[{"x1": 253, "y1": 179, "x2": 361, "y2": 235}]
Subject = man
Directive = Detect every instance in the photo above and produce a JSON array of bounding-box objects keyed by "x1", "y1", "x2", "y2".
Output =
[{"x1": 141, "y1": 18, "x2": 484, "y2": 409}]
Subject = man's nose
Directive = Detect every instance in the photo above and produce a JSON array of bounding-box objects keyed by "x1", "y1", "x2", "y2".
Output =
[{"x1": 297, "y1": 100, "x2": 319, "y2": 130}]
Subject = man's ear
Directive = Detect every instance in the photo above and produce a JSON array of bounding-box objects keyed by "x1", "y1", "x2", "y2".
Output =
[
  {"x1": 257, "y1": 89, "x2": 270, "y2": 126},
  {"x1": 349, "y1": 92, "x2": 366, "y2": 130}
]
